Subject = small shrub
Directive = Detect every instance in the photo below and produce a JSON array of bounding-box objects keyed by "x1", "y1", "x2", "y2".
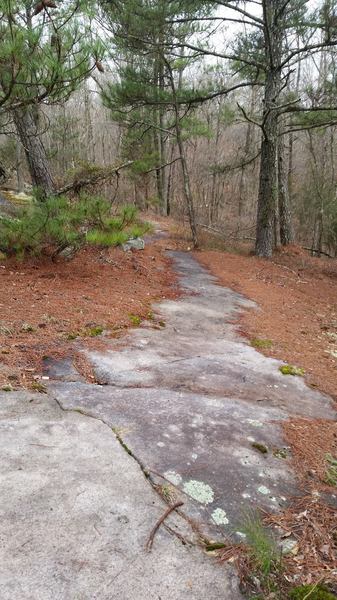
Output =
[{"x1": 0, "y1": 194, "x2": 149, "y2": 259}]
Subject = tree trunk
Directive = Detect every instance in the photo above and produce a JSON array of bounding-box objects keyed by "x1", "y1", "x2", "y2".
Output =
[
  {"x1": 175, "y1": 119, "x2": 198, "y2": 247},
  {"x1": 255, "y1": 0, "x2": 282, "y2": 258},
  {"x1": 166, "y1": 61, "x2": 197, "y2": 246},
  {"x1": 278, "y1": 130, "x2": 294, "y2": 245},
  {"x1": 15, "y1": 140, "x2": 24, "y2": 192},
  {"x1": 238, "y1": 86, "x2": 257, "y2": 220},
  {"x1": 13, "y1": 107, "x2": 54, "y2": 197},
  {"x1": 255, "y1": 86, "x2": 279, "y2": 257}
]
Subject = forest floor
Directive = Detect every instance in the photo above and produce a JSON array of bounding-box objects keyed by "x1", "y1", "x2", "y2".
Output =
[{"x1": 0, "y1": 239, "x2": 179, "y2": 390}]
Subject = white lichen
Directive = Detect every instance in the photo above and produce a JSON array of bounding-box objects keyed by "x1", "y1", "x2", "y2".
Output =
[
  {"x1": 164, "y1": 471, "x2": 182, "y2": 486},
  {"x1": 183, "y1": 479, "x2": 214, "y2": 504},
  {"x1": 212, "y1": 508, "x2": 229, "y2": 526},
  {"x1": 246, "y1": 419, "x2": 263, "y2": 428}
]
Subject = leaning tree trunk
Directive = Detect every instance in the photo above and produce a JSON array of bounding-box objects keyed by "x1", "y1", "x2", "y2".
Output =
[
  {"x1": 278, "y1": 128, "x2": 294, "y2": 245},
  {"x1": 255, "y1": 0, "x2": 282, "y2": 258},
  {"x1": 13, "y1": 107, "x2": 54, "y2": 198}
]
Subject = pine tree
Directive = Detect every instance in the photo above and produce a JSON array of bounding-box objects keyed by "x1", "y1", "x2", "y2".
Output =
[
  {"x1": 100, "y1": 0, "x2": 215, "y2": 243},
  {"x1": 0, "y1": 0, "x2": 103, "y2": 196}
]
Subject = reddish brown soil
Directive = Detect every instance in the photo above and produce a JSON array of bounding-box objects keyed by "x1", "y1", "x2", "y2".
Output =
[
  {"x1": 197, "y1": 244, "x2": 337, "y2": 402},
  {"x1": 282, "y1": 418, "x2": 337, "y2": 487},
  {"x1": 0, "y1": 241, "x2": 178, "y2": 389}
]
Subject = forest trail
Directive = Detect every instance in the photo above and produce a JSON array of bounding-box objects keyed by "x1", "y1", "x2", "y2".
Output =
[
  {"x1": 1, "y1": 243, "x2": 336, "y2": 599},
  {"x1": 51, "y1": 249, "x2": 336, "y2": 533}
]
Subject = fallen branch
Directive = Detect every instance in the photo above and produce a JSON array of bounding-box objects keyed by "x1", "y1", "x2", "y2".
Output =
[
  {"x1": 301, "y1": 246, "x2": 335, "y2": 259},
  {"x1": 146, "y1": 501, "x2": 184, "y2": 552},
  {"x1": 55, "y1": 161, "x2": 133, "y2": 196}
]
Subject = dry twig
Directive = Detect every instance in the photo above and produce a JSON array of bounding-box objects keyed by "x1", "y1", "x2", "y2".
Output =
[{"x1": 146, "y1": 501, "x2": 184, "y2": 552}]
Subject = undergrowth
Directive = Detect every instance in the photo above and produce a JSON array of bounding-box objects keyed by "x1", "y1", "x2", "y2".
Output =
[{"x1": 0, "y1": 194, "x2": 150, "y2": 258}]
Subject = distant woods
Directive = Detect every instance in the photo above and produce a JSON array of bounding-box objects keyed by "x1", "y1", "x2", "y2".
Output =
[{"x1": 2, "y1": 1, "x2": 337, "y2": 257}]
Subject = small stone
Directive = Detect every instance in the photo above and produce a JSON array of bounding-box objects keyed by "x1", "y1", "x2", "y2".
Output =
[
  {"x1": 122, "y1": 238, "x2": 145, "y2": 251},
  {"x1": 280, "y1": 538, "x2": 299, "y2": 556}
]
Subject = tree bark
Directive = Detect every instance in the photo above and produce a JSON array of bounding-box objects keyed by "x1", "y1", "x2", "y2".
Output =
[
  {"x1": 255, "y1": 82, "x2": 279, "y2": 257},
  {"x1": 255, "y1": 0, "x2": 282, "y2": 258},
  {"x1": 278, "y1": 129, "x2": 294, "y2": 245},
  {"x1": 13, "y1": 107, "x2": 54, "y2": 197}
]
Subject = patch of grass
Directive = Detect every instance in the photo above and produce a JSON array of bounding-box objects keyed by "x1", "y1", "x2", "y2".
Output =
[
  {"x1": 325, "y1": 454, "x2": 337, "y2": 486},
  {"x1": 128, "y1": 314, "x2": 141, "y2": 326},
  {"x1": 241, "y1": 511, "x2": 281, "y2": 578},
  {"x1": 289, "y1": 584, "x2": 336, "y2": 599},
  {"x1": 279, "y1": 365, "x2": 305, "y2": 376},
  {"x1": 251, "y1": 338, "x2": 273, "y2": 349}
]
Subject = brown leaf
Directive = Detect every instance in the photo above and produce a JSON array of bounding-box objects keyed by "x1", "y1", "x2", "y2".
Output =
[
  {"x1": 95, "y1": 60, "x2": 105, "y2": 73},
  {"x1": 32, "y1": 1, "x2": 44, "y2": 15}
]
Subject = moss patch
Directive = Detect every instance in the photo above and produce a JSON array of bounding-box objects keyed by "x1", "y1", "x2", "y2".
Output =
[
  {"x1": 251, "y1": 338, "x2": 273, "y2": 349},
  {"x1": 325, "y1": 453, "x2": 337, "y2": 486},
  {"x1": 31, "y1": 382, "x2": 47, "y2": 393},
  {"x1": 251, "y1": 442, "x2": 268, "y2": 454},
  {"x1": 128, "y1": 314, "x2": 141, "y2": 326},
  {"x1": 289, "y1": 584, "x2": 337, "y2": 599},
  {"x1": 86, "y1": 325, "x2": 104, "y2": 337},
  {"x1": 279, "y1": 364, "x2": 305, "y2": 376}
]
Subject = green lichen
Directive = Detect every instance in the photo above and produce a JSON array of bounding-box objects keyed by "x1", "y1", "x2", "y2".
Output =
[
  {"x1": 279, "y1": 365, "x2": 305, "y2": 376},
  {"x1": 158, "y1": 320, "x2": 166, "y2": 328},
  {"x1": 251, "y1": 338, "x2": 273, "y2": 349},
  {"x1": 1, "y1": 384, "x2": 13, "y2": 392},
  {"x1": 128, "y1": 314, "x2": 141, "y2": 326},
  {"x1": 289, "y1": 584, "x2": 336, "y2": 599},
  {"x1": 251, "y1": 442, "x2": 268, "y2": 454}
]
